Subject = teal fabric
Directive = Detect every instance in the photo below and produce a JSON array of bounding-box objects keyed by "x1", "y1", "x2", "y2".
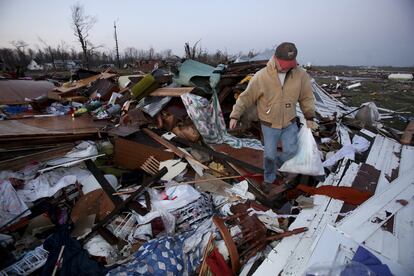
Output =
[
  {"x1": 175, "y1": 59, "x2": 262, "y2": 150},
  {"x1": 173, "y1": 60, "x2": 223, "y2": 94}
]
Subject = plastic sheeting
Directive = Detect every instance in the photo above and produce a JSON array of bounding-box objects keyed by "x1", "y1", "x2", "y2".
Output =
[
  {"x1": 149, "y1": 184, "x2": 201, "y2": 212},
  {"x1": 0, "y1": 180, "x2": 30, "y2": 227},
  {"x1": 17, "y1": 167, "x2": 91, "y2": 202},
  {"x1": 323, "y1": 135, "x2": 370, "y2": 167},
  {"x1": 280, "y1": 127, "x2": 325, "y2": 176}
]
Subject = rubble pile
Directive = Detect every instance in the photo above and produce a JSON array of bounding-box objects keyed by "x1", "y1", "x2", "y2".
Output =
[{"x1": 0, "y1": 58, "x2": 413, "y2": 275}]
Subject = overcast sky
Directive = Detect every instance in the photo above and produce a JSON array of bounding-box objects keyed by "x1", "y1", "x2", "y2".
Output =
[{"x1": 0, "y1": 0, "x2": 413, "y2": 66}]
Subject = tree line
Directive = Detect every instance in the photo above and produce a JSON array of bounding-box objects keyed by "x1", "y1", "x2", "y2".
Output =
[{"x1": 0, "y1": 3, "x2": 235, "y2": 72}]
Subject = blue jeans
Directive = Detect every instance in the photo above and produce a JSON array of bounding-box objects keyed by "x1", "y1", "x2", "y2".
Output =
[{"x1": 261, "y1": 122, "x2": 299, "y2": 183}]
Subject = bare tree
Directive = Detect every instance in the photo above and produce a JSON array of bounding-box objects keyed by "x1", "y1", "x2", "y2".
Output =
[
  {"x1": 57, "y1": 41, "x2": 70, "y2": 61},
  {"x1": 10, "y1": 40, "x2": 29, "y2": 67},
  {"x1": 162, "y1": 49, "x2": 172, "y2": 59},
  {"x1": 184, "y1": 40, "x2": 201, "y2": 60},
  {"x1": 124, "y1": 47, "x2": 138, "y2": 64},
  {"x1": 38, "y1": 37, "x2": 56, "y2": 69},
  {"x1": 148, "y1": 46, "x2": 155, "y2": 60},
  {"x1": 71, "y1": 3, "x2": 97, "y2": 69}
]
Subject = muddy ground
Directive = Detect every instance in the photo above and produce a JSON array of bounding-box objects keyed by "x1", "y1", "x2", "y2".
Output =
[{"x1": 309, "y1": 66, "x2": 414, "y2": 131}]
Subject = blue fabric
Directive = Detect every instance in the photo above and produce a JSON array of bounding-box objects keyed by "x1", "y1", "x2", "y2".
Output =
[
  {"x1": 261, "y1": 122, "x2": 298, "y2": 183},
  {"x1": 107, "y1": 229, "x2": 206, "y2": 276},
  {"x1": 108, "y1": 234, "x2": 188, "y2": 276},
  {"x1": 343, "y1": 246, "x2": 392, "y2": 276}
]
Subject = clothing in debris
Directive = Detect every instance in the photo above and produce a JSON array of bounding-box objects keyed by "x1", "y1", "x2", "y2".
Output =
[
  {"x1": 205, "y1": 247, "x2": 233, "y2": 276},
  {"x1": 181, "y1": 92, "x2": 263, "y2": 150},
  {"x1": 108, "y1": 220, "x2": 214, "y2": 276},
  {"x1": 41, "y1": 226, "x2": 108, "y2": 276},
  {"x1": 342, "y1": 246, "x2": 392, "y2": 276}
]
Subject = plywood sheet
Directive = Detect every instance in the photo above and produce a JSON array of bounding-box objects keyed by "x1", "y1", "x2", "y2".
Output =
[
  {"x1": 0, "y1": 80, "x2": 54, "y2": 104},
  {"x1": 114, "y1": 137, "x2": 174, "y2": 170},
  {"x1": 0, "y1": 115, "x2": 107, "y2": 138}
]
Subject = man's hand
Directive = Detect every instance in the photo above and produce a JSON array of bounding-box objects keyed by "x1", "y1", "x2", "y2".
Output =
[
  {"x1": 306, "y1": 120, "x2": 318, "y2": 130},
  {"x1": 229, "y1": 118, "x2": 238, "y2": 130}
]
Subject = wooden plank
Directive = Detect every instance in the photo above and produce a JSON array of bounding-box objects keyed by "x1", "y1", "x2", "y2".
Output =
[
  {"x1": 305, "y1": 224, "x2": 411, "y2": 276},
  {"x1": 395, "y1": 145, "x2": 414, "y2": 271},
  {"x1": 399, "y1": 145, "x2": 414, "y2": 174},
  {"x1": 374, "y1": 138, "x2": 401, "y2": 193},
  {"x1": 282, "y1": 162, "x2": 360, "y2": 275},
  {"x1": 360, "y1": 128, "x2": 377, "y2": 138},
  {"x1": 81, "y1": 167, "x2": 167, "y2": 244},
  {"x1": 173, "y1": 136, "x2": 263, "y2": 174},
  {"x1": 0, "y1": 115, "x2": 107, "y2": 138},
  {"x1": 337, "y1": 124, "x2": 351, "y2": 146},
  {"x1": 211, "y1": 144, "x2": 263, "y2": 169},
  {"x1": 0, "y1": 144, "x2": 73, "y2": 170},
  {"x1": 113, "y1": 137, "x2": 174, "y2": 170},
  {"x1": 349, "y1": 184, "x2": 414, "y2": 243},
  {"x1": 364, "y1": 229, "x2": 398, "y2": 260},
  {"x1": 53, "y1": 72, "x2": 117, "y2": 94},
  {"x1": 337, "y1": 171, "x2": 414, "y2": 242},
  {"x1": 365, "y1": 135, "x2": 384, "y2": 166},
  {"x1": 0, "y1": 80, "x2": 54, "y2": 105},
  {"x1": 149, "y1": 87, "x2": 194, "y2": 97},
  {"x1": 395, "y1": 199, "x2": 414, "y2": 272},
  {"x1": 400, "y1": 121, "x2": 414, "y2": 145},
  {"x1": 142, "y1": 128, "x2": 208, "y2": 170},
  {"x1": 85, "y1": 159, "x2": 123, "y2": 206},
  {"x1": 254, "y1": 159, "x2": 351, "y2": 275}
]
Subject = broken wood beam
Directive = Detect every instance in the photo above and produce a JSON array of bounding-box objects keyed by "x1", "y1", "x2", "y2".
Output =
[
  {"x1": 85, "y1": 159, "x2": 123, "y2": 206},
  {"x1": 142, "y1": 128, "x2": 209, "y2": 170},
  {"x1": 172, "y1": 136, "x2": 264, "y2": 174},
  {"x1": 149, "y1": 87, "x2": 194, "y2": 97},
  {"x1": 81, "y1": 167, "x2": 167, "y2": 244},
  {"x1": 0, "y1": 144, "x2": 73, "y2": 171},
  {"x1": 400, "y1": 120, "x2": 414, "y2": 145}
]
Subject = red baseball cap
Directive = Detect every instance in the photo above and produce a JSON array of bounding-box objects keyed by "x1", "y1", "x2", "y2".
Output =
[{"x1": 275, "y1": 42, "x2": 298, "y2": 71}]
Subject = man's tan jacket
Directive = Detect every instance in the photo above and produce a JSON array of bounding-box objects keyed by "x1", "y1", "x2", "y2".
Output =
[{"x1": 230, "y1": 57, "x2": 315, "y2": 129}]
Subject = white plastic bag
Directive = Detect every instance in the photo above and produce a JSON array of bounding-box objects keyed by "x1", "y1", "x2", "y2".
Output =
[{"x1": 279, "y1": 127, "x2": 324, "y2": 176}]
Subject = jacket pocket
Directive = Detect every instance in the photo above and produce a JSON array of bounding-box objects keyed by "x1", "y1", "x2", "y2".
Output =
[{"x1": 283, "y1": 101, "x2": 296, "y2": 122}]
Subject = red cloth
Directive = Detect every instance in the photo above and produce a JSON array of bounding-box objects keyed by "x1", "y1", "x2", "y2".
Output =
[
  {"x1": 296, "y1": 184, "x2": 373, "y2": 205},
  {"x1": 206, "y1": 247, "x2": 233, "y2": 276},
  {"x1": 276, "y1": 58, "x2": 297, "y2": 71}
]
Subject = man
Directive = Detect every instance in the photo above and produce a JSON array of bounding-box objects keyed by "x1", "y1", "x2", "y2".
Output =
[{"x1": 229, "y1": 42, "x2": 316, "y2": 193}]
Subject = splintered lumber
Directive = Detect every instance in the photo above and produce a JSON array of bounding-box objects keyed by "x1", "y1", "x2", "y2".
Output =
[{"x1": 400, "y1": 121, "x2": 414, "y2": 145}]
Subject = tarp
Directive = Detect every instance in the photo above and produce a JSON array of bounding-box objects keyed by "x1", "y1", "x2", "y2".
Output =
[{"x1": 173, "y1": 59, "x2": 223, "y2": 94}]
